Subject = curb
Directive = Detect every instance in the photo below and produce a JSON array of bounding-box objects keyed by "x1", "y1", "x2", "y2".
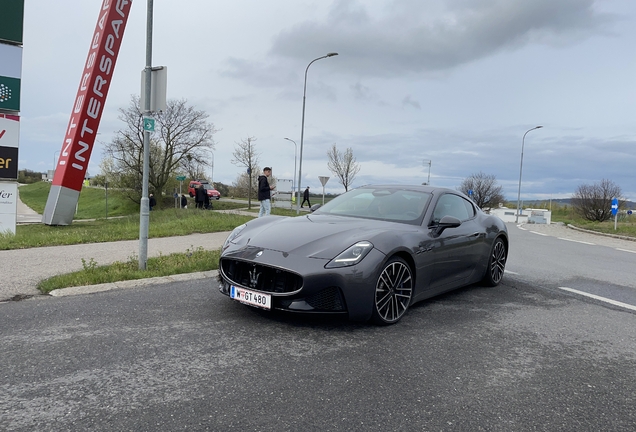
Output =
[
  {"x1": 566, "y1": 224, "x2": 636, "y2": 242},
  {"x1": 48, "y1": 270, "x2": 219, "y2": 297}
]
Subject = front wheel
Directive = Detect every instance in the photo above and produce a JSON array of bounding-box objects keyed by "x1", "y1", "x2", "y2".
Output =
[
  {"x1": 371, "y1": 257, "x2": 413, "y2": 325},
  {"x1": 482, "y1": 237, "x2": 507, "y2": 286}
]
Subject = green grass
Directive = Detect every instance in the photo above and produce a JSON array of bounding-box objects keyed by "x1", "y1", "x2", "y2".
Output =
[
  {"x1": 19, "y1": 182, "x2": 139, "y2": 218},
  {"x1": 550, "y1": 205, "x2": 636, "y2": 237},
  {"x1": 37, "y1": 247, "x2": 220, "y2": 294},
  {"x1": 1, "y1": 209, "x2": 254, "y2": 250}
]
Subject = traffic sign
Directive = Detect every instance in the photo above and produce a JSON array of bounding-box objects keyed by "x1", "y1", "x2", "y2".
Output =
[
  {"x1": 143, "y1": 117, "x2": 155, "y2": 132},
  {"x1": 176, "y1": 175, "x2": 186, "y2": 181},
  {"x1": 611, "y1": 198, "x2": 618, "y2": 216}
]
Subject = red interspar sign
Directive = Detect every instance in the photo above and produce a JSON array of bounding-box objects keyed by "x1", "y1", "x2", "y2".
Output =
[{"x1": 52, "y1": 0, "x2": 132, "y2": 191}]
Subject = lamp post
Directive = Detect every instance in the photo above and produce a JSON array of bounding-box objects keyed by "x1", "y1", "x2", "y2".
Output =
[
  {"x1": 284, "y1": 138, "x2": 297, "y2": 195},
  {"x1": 422, "y1": 159, "x2": 431, "y2": 185},
  {"x1": 210, "y1": 151, "x2": 215, "y2": 184},
  {"x1": 296, "y1": 52, "x2": 338, "y2": 214},
  {"x1": 516, "y1": 126, "x2": 543, "y2": 224}
]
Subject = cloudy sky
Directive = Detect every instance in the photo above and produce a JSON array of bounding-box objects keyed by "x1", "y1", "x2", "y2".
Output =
[{"x1": 17, "y1": 0, "x2": 636, "y2": 200}]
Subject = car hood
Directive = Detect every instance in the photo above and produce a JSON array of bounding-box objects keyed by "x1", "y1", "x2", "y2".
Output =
[{"x1": 231, "y1": 214, "x2": 416, "y2": 259}]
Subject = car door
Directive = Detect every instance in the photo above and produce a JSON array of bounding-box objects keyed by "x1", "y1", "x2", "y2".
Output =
[{"x1": 427, "y1": 193, "x2": 484, "y2": 290}]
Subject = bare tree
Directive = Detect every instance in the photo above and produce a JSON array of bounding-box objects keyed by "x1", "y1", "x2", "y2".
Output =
[
  {"x1": 327, "y1": 144, "x2": 360, "y2": 192},
  {"x1": 457, "y1": 171, "x2": 505, "y2": 210},
  {"x1": 231, "y1": 136, "x2": 260, "y2": 209},
  {"x1": 571, "y1": 178, "x2": 623, "y2": 222},
  {"x1": 181, "y1": 154, "x2": 208, "y2": 180},
  {"x1": 103, "y1": 96, "x2": 217, "y2": 203},
  {"x1": 231, "y1": 169, "x2": 260, "y2": 201}
]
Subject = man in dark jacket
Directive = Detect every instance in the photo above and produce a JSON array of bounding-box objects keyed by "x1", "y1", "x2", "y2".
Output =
[
  {"x1": 257, "y1": 167, "x2": 274, "y2": 217},
  {"x1": 195, "y1": 185, "x2": 206, "y2": 209},
  {"x1": 149, "y1": 193, "x2": 157, "y2": 211},
  {"x1": 301, "y1": 186, "x2": 311, "y2": 208}
]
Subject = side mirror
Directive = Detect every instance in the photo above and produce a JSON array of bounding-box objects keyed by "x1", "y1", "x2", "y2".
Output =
[
  {"x1": 431, "y1": 215, "x2": 461, "y2": 236},
  {"x1": 310, "y1": 203, "x2": 322, "y2": 213}
]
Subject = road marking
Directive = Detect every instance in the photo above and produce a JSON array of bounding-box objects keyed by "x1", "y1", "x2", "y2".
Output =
[
  {"x1": 616, "y1": 248, "x2": 636, "y2": 254},
  {"x1": 504, "y1": 270, "x2": 519, "y2": 275},
  {"x1": 558, "y1": 287, "x2": 636, "y2": 312},
  {"x1": 530, "y1": 231, "x2": 548, "y2": 236},
  {"x1": 557, "y1": 237, "x2": 595, "y2": 245},
  {"x1": 517, "y1": 225, "x2": 527, "y2": 230}
]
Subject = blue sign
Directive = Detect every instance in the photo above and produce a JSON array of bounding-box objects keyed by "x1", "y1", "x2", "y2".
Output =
[
  {"x1": 611, "y1": 198, "x2": 619, "y2": 216},
  {"x1": 468, "y1": 189, "x2": 473, "y2": 196},
  {"x1": 628, "y1": 210, "x2": 633, "y2": 215}
]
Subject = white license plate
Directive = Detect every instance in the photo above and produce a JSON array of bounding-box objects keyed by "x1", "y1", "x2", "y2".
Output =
[{"x1": 230, "y1": 285, "x2": 272, "y2": 310}]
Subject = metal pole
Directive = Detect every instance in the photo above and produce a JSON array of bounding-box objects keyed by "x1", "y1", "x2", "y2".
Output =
[
  {"x1": 210, "y1": 151, "x2": 215, "y2": 184},
  {"x1": 515, "y1": 126, "x2": 543, "y2": 224},
  {"x1": 422, "y1": 159, "x2": 431, "y2": 185},
  {"x1": 139, "y1": 0, "x2": 153, "y2": 269},
  {"x1": 296, "y1": 53, "x2": 338, "y2": 215},
  {"x1": 284, "y1": 138, "x2": 297, "y2": 197}
]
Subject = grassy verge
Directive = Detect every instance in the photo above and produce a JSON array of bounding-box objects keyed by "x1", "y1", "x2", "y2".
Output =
[
  {"x1": 1, "y1": 209, "x2": 254, "y2": 250},
  {"x1": 37, "y1": 247, "x2": 220, "y2": 294},
  {"x1": 550, "y1": 206, "x2": 636, "y2": 238}
]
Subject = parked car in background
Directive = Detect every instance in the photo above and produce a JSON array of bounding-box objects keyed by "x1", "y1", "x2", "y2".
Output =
[{"x1": 188, "y1": 180, "x2": 221, "y2": 200}]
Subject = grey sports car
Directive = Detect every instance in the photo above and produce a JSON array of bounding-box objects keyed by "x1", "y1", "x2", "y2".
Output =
[{"x1": 218, "y1": 185, "x2": 508, "y2": 325}]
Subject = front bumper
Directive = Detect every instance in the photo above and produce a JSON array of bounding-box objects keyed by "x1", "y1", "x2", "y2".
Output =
[{"x1": 218, "y1": 246, "x2": 387, "y2": 322}]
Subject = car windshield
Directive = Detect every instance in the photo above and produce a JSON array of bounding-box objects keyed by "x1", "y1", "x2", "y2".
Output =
[
  {"x1": 203, "y1": 184, "x2": 215, "y2": 190},
  {"x1": 314, "y1": 187, "x2": 431, "y2": 224}
]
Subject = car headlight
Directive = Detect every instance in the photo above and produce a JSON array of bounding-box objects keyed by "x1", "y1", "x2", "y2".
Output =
[
  {"x1": 326, "y1": 241, "x2": 374, "y2": 268},
  {"x1": 222, "y1": 224, "x2": 247, "y2": 250}
]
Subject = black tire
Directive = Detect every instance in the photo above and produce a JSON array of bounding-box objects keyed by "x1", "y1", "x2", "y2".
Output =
[
  {"x1": 483, "y1": 237, "x2": 507, "y2": 287},
  {"x1": 371, "y1": 257, "x2": 413, "y2": 325}
]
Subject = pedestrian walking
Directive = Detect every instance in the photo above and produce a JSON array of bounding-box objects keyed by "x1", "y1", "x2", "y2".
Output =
[
  {"x1": 149, "y1": 193, "x2": 157, "y2": 211},
  {"x1": 301, "y1": 186, "x2": 311, "y2": 208}
]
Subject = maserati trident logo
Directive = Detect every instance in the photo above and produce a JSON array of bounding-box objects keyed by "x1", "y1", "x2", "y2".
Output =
[{"x1": 249, "y1": 266, "x2": 261, "y2": 288}]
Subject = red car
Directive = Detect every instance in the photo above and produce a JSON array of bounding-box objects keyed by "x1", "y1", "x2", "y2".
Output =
[{"x1": 188, "y1": 180, "x2": 221, "y2": 200}]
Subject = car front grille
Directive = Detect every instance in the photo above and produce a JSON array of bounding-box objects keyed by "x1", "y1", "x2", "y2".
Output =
[{"x1": 220, "y1": 259, "x2": 303, "y2": 294}]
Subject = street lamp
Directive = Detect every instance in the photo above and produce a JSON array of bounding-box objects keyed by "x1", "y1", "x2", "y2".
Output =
[
  {"x1": 210, "y1": 151, "x2": 215, "y2": 184},
  {"x1": 422, "y1": 159, "x2": 432, "y2": 185},
  {"x1": 296, "y1": 52, "x2": 339, "y2": 214},
  {"x1": 284, "y1": 138, "x2": 297, "y2": 195},
  {"x1": 516, "y1": 125, "x2": 543, "y2": 224}
]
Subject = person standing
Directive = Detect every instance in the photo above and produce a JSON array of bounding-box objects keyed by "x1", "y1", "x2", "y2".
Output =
[
  {"x1": 149, "y1": 193, "x2": 157, "y2": 211},
  {"x1": 301, "y1": 186, "x2": 311, "y2": 208},
  {"x1": 195, "y1": 184, "x2": 206, "y2": 209},
  {"x1": 181, "y1": 194, "x2": 188, "y2": 209},
  {"x1": 257, "y1": 167, "x2": 274, "y2": 217}
]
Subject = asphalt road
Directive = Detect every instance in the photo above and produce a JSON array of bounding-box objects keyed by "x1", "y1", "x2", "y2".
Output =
[
  {"x1": 2, "y1": 279, "x2": 636, "y2": 431},
  {"x1": 1, "y1": 224, "x2": 636, "y2": 431}
]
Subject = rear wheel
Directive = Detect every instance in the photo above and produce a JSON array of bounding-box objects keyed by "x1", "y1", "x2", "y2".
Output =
[
  {"x1": 483, "y1": 237, "x2": 507, "y2": 286},
  {"x1": 371, "y1": 257, "x2": 413, "y2": 325}
]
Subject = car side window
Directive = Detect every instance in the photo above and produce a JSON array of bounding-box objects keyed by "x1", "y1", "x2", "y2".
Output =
[{"x1": 431, "y1": 194, "x2": 473, "y2": 223}]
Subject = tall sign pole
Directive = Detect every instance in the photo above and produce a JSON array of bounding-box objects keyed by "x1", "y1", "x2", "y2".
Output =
[
  {"x1": 43, "y1": 0, "x2": 133, "y2": 225},
  {"x1": 139, "y1": 0, "x2": 154, "y2": 269}
]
